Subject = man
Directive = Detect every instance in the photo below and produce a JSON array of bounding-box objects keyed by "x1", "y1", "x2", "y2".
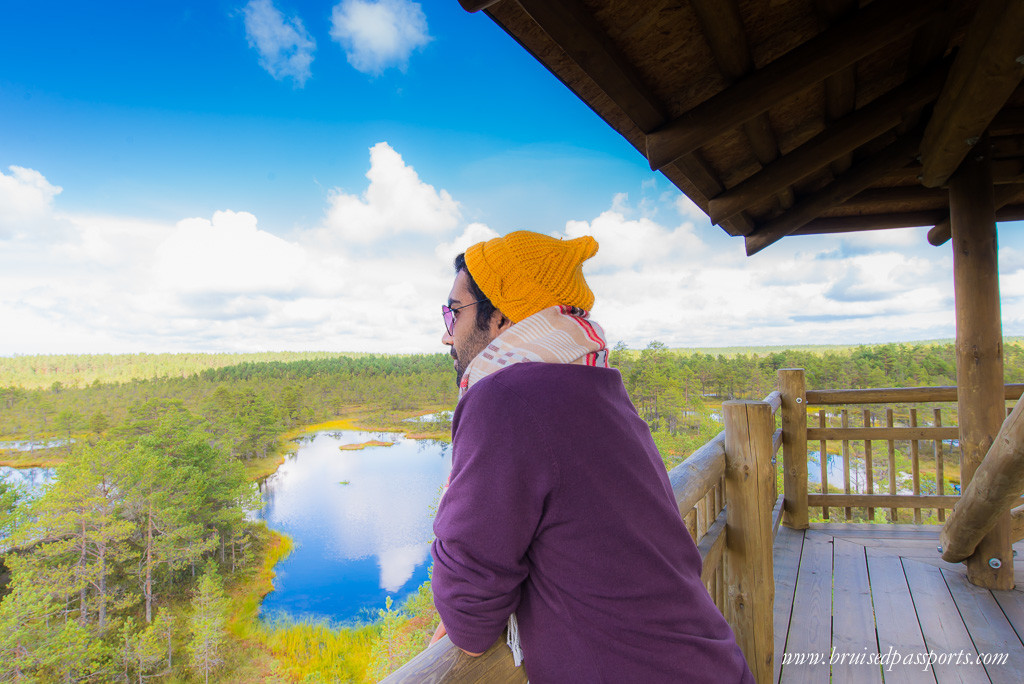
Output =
[{"x1": 430, "y1": 231, "x2": 753, "y2": 683}]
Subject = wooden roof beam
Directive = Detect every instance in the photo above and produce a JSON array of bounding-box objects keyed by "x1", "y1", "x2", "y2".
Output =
[
  {"x1": 509, "y1": 0, "x2": 755, "y2": 236},
  {"x1": 690, "y1": 0, "x2": 792, "y2": 210},
  {"x1": 745, "y1": 132, "x2": 922, "y2": 255},
  {"x1": 918, "y1": 0, "x2": 1024, "y2": 187},
  {"x1": 645, "y1": 0, "x2": 942, "y2": 171},
  {"x1": 794, "y1": 211, "x2": 948, "y2": 235},
  {"x1": 927, "y1": 183, "x2": 1024, "y2": 246},
  {"x1": 708, "y1": 61, "x2": 948, "y2": 225},
  {"x1": 458, "y1": 0, "x2": 502, "y2": 11},
  {"x1": 513, "y1": 0, "x2": 665, "y2": 132}
]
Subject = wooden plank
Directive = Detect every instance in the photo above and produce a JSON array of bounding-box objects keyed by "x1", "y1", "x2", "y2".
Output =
[
  {"x1": 779, "y1": 532, "x2": 832, "y2": 684},
  {"x1": 811, "y1": 522, "x2": 941, "y2": 539},
  {"x1": 808, "y1": 493, "x2": 959, "y2": 509},
  {"x1": 832, "y1": 539, "x2": 882, "y2": 683},
  {"x1": 645, "y1": 0, "x2": 942, "y2": 170},
  {"x1": 773, "y1": 526, "x2": 805, "y2": 684},
  {"x1": 745, "y1": 132, "x2": 923, "y2": 255},
  {"x1": 941, "y1": 569, "x2": 1024, "y2": 684},
  {"x1": 903, "y1": 558, "x2": 990, "y2": 683},
  {"x1": 865, "y1": 547, "x2": 936, "y2": 684},
  {"x1": 708, "y1": 60, "x2": 948, "y2": 224},
  {"x1": 808, "y1": 426, "x2": 960, "y2": 441},
  {"x1": 919, "y1": 0, "x2": 1024, "y2": 187},
  {"x1": 806, "y1": 384, "x2": 1024, "y2": 404},
  {"x1": 992, "y1": 589, "x2": 1024, "y2": 644}
]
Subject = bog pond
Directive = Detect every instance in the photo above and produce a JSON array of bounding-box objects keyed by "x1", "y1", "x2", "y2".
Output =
[
  {"x1": 2, "y1": 429, "x2": 452, "y2": 627},
  {"x1": 255, "y1": 429, "x2": 452, "y2": 625}
]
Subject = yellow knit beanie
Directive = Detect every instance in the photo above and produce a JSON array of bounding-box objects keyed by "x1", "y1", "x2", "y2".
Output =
[{"x1": 464, "y1": 231, "x2": 599, "y2": 323}]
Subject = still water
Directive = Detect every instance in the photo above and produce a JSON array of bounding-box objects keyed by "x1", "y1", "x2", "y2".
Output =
[{"x1": 257, "y1": 430, "x2": 451, "y2": 625}]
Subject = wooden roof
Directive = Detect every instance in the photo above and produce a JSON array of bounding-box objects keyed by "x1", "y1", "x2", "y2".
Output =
[{"x1": 459, "y1": 0, "x2": 1024, "y2": 255}]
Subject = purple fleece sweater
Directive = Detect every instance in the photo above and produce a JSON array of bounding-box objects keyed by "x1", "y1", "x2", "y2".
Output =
[{"x1": 431, "y1": 363, "x2": 753, "y2": 683}]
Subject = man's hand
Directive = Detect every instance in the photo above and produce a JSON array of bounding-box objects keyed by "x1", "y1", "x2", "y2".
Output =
[
  {"x1": 429, "y1": 620, "x2": 483, "y2": 657},
  {"x1": 429, "y1": 621, "x2": 447, "y2": 646}
]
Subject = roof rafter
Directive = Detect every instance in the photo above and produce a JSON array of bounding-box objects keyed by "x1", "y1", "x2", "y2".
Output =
[
  {"x1": 645, "y1": 0, "x2": 943, "y2": 172},
  {"x1": 745, "y1": 132, "x2": 923, "y2": 255},
  {"x1": 708, "y1": 60, "x2": 948, "y2": 225},
  {"x1": 508, "y1": 0, "x2": 755, "y2": 235},
  {"x1": 919, "y1": 0, "x2": 1024, "y2": 187},
  {"x1": 689, "y1": 0, "x2": 790, "y2": 210},
  {"x1": 927, "y1": 183, "x2": 1024, "y2": 245}
]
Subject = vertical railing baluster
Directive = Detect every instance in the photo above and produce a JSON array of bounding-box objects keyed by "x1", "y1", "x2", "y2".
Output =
[
  {"x1": 934, "y1": 408, "x2": 945, "y2": 523},
  {"x1": 842, "y1": 409, "x2": 851, "y2": 520},
  {"x1": 864, "y1": 409, "x2": 874, "y2": 521},
  {"x1": 910, "y1": 408, "x2": 921, "y2": 524},
  {"x1": 819, "y1": 410, "x2": 828, "y2": 520},
  {"x1": 887, "y1": 408, "x2": 897, "y2": 522}
]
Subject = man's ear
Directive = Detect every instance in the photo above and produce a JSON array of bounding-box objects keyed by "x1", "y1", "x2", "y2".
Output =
[{"x1": 491, "y1": 310, "x2": 512, "y2": 335}]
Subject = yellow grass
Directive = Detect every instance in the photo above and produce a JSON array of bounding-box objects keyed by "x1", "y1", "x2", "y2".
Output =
[{"x1": 338, "y1": 440, "x2": 395, "y2": 451}]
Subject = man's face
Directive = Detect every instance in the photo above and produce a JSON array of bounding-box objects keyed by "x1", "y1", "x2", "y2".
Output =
[{"x1": 443, "y1": 270, "x2": 503, "y2": 386}]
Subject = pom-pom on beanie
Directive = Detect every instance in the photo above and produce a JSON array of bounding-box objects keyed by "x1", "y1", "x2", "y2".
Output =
[{"x1": 464, "y1": 231, "x2": 599, "y2": 323}]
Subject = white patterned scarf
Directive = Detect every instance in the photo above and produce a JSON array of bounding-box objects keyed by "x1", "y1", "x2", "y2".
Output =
[{"x1": 458, "y1": 305, "x2": 610, "y2": 400}]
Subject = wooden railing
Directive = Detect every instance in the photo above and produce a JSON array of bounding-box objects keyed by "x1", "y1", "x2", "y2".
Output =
[
  {"x1": 778, "y1": 367, "x2": 1024, "y2": 529},
  {"x1": 382, "y1": 395, "x2": 782, "y2": 683}
]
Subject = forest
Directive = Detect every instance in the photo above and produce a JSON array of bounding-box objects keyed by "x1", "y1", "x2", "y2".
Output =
[{"x1": 1, "y1": 340, "x2": 1023, "y2": 681}]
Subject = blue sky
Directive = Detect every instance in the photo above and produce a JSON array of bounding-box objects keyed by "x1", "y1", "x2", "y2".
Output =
[{"x1": 2, "y1": 0, "x2": 1023, "y2": 356}]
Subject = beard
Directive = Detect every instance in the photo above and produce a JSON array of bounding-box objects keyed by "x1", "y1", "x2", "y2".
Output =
[{"x1": 452, "y1": 323, "x2": 494, "y2": 387}]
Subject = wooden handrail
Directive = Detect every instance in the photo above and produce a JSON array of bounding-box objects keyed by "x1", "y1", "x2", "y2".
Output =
[
  {"x1": 940, "y1": 392, "x2": 1024, "y2": 563},
  {"x1": 669, "y1": 430, "x2": 726, "y2": 517},
  {"x1": 379, "y1": 633, "x2": 526, "y2": 683},
  {"x1": 806, "y1": 383, "x2": 1024, "y2": 405}
]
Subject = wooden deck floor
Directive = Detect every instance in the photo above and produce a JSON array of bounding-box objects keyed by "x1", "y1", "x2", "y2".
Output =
[{"x1": 774, "y1": 523, "x2": 1024, "y2": 683}]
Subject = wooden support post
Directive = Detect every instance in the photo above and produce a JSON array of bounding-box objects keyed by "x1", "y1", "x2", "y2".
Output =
[
  {"x1": 941, "y1": 393, "x2": 1024, "y2": 565},
  {"x1": 778, "y1": 369, "x2": 809, "y2": 529},
  {"x1": 724, "y1": 400, "x2": 775, "y2": 683},
  {"x1": 949, "y1": 134, "x2": 1013, "y2": 589}
]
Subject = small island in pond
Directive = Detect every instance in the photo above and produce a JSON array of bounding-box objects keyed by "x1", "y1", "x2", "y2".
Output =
[{"x1": 338, "y1": 440, "x2": 394, "y2": 451}]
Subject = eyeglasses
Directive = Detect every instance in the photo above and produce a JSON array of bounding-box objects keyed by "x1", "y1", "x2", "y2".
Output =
[{"x1": 442, "y1": 299, "x2": 488, "y2": 336}]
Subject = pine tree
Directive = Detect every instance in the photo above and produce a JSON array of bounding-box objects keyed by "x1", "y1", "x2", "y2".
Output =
[{"x1": 188, "y1": 563, "x2": 229, "y2": 684}]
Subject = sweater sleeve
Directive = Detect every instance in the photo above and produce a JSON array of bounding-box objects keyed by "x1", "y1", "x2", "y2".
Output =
[{"x1": 430, "y1": 375, "x2": 557, "y2": 655}]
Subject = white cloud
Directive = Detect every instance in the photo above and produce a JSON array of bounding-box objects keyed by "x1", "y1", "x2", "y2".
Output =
[
  {"x1": 5, "y1": 158, "x2": 1024, "y2": 357},
  {"x1": 319, "y1": 142, "x2": 460, "y2": 245},
  {"x1": 561, "y1": 206, "x2": 703, "y2": 271},
  {"x1": 155, "y1": 210, "x2": 307, "y2": 295},
  {"x1": 329, "y1": 0, "x2": 430, "y2": 75},
  {"x1": 0, "y1": 165, "x2": 63, "y2": 239},
  {"x1": 242, "y1": 0, "x2": 316, "y2": 86},
  {"x1": 435, "y1": 222, "x2": 499, "y2": 265}
]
